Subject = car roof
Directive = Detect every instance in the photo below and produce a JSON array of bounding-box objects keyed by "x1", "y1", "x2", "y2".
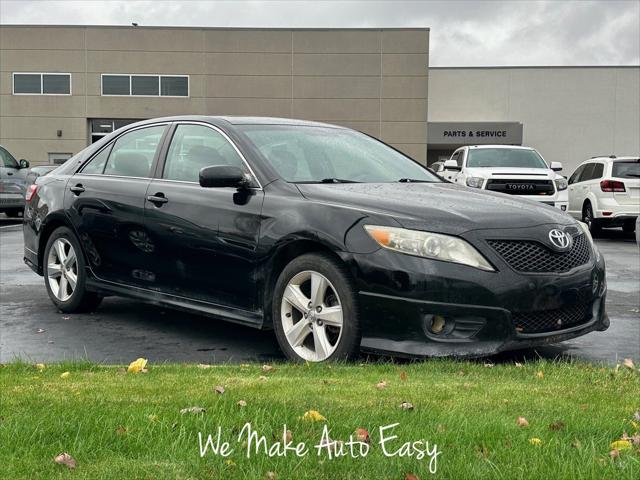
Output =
[
  {"x1": 127, "y1": 115, "x2": 345, "y2": 129},
  {"x1": 586, "y1": 156, "x2": 640, "y2": 162},
  {"x1": 466, "y1": 145, "x2": 535, "y2": 150}
]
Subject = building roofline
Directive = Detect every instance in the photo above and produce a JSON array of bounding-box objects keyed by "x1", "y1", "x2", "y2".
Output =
[
  {"x1": 0, "y1": 24, "x2": 430, "y2": 31},
  {"x1": 430, "y1": 65, "x2": 639, "y2": 69}
]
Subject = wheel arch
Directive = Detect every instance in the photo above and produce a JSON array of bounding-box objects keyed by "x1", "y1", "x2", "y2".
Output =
[
  {"x1": 261, "y1": 238, "x2": 347, "y2": 328},
  {"x1": 37, "y1": 213, "x2": 75, "y2": 273}
]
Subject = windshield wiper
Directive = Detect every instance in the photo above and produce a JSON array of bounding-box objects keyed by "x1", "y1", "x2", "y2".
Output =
[
  {"x1": 319, "y1": 178, "x2": 360, "y2": 183},
  {"x1": 397, "y1": 178, "x2": 431, "y2": 183}
]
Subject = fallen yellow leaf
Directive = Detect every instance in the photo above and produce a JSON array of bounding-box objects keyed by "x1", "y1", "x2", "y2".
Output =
[
  {"x1": 610, "y1": 440, "x2": 632, "y2": 451},
  {"x1": 302, "y1": 410, "x2": 326, "y2": 422},
  {"x1": 516, "y1": 416, "x2": 529, "y2": 427},
  {"x1": 529, "y1": 437, "x2": 542, "y2": 446},
  {"x1": 60, "y1": 372, "x2": 70, "y2": 379},
  {"x1": 35, "y1": 363, "x2": 45, "y2": 372},
  {"x1": 127, "y1": 358, "x2": 148, "y2": 373},
  {"x1": 536, "y1": 371, "x2": 544, "y2": 378}
]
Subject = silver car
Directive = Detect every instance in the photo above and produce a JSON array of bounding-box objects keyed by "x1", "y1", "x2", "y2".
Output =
[{"x1": 0, "y1": 145, "x2": 29, "y2": 218}]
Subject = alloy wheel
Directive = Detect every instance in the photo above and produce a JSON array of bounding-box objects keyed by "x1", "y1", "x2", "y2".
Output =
[
  {"x1": 47, "y1": 238, "x2": 78, "y2": 302},
  {"x1": 280, "y1": 270, "x2": 344, "y2": 361}
]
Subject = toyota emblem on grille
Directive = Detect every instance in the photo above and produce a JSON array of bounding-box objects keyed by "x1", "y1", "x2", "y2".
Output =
[{"x1": 548, "y1": 229, "x2": 572, "y2": 251}]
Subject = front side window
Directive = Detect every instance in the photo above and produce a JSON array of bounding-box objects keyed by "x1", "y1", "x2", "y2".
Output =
[
  {"x1": 163, "y1": 124, "x2": 244, "y2": 182},
  {"x1": 580, "y1": 164, "x2": 595, "y2": 182},
  {"x1": 239, "y1": 125, "x2": 439, "y2": 184},
  {"x1": 568, "y1": 165, "x2": 584, "y2": 184},
  {"x1": 0, "y1": 146, "x2": 19, "y2": 168},
  {"x1": 13, "y1": 73, "x2": 71, "y2": 95},
  {"x1": 103, "y1": 125, "x2": 165, "y2": 178},
  {"x1": 466, "y1": 148, "x2": 548, "y2": 169}
]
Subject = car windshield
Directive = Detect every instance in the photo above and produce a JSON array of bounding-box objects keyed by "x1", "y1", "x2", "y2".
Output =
[
  {"x1": 612, "y1": 160, "x2": 640, "y2": 178},
  {"x1": 467, "y1": 148, "x2": 548, "y2": 169},
  {"x1": 238, "y1": 125, "x2": 440, "y2": 183}
]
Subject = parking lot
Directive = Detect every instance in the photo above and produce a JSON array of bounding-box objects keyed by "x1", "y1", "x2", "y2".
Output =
[{"x1": 1, "y1": 215, "x2": 638, "y2": 365}]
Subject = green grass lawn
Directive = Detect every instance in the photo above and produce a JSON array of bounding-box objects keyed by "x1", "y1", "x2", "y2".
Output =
[{"x1": 1, "y1": 360, "x2": 639, "y2": 480}]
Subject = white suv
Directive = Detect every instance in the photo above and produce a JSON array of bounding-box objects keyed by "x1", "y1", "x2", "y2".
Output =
[
  {"x1": 441, "y1": 145, "x2": 568, "y2": 210},
  {"x1": 567, "y1": 156, "x2": 640, "y2": 235}
]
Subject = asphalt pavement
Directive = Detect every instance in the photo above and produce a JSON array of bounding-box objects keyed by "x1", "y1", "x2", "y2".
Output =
[{"x1": 1, "y1": 214, "x2": 638, "y2": 365}]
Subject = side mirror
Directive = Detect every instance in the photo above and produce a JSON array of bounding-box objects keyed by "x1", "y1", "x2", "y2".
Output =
[
  {"x1": 444, "y1": 159, "x2": 461, "y2": 171},
  {"x1": 550, "y1": 161, "x2": 563, "y2": 172},
  {"x1": 199, "y1": 165, "x2": 248, "y2": 188},
  {"x1": 19, "y1": 159, "x2": 30, "y2": 169}
]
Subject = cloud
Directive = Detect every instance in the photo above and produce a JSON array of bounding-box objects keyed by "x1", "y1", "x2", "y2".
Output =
[{"x1": 0, "y1": 0, "x2": 638, "y2": 66}]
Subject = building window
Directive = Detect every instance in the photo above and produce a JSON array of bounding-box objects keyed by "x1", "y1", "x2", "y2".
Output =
[
  {"x1": 101, "y1": 74, "x2": 189, "y2": 97},
  {"x1": 89, "y1": 119, "x2": 141, "y2": 144},
  {"x1": 13, "y1": 73, "x2": 71, "y2": 95}
]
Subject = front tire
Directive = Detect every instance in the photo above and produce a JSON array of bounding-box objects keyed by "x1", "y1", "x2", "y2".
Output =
[
  {"x1": 272, "y1": 253, "x2": 360, "y2": 362},
  {"x1": 582, "y1": 203, "x2": 601, "y2": 236},
  {"x1": 43, "y1": 226, "x2": 102, "y2": 313}
]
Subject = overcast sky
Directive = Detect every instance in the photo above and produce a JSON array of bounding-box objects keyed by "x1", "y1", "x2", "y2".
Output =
[{"x1": 0, "y1": 0, "x2": 638, "y2": 66}]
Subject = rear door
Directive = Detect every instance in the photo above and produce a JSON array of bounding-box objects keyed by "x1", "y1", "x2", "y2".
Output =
[
  {"x1": 611, "y1": 159, "x2": 640, "y2": 206},
  {"x1": 568, "y1": 164, "x2": 591, "y2": 215},
  {"x1": 65, "y1": 124, "x2": 168, "y2": 287},
  {"x1": 143, "y1": 122, "x2": 265, "y2": 314}
]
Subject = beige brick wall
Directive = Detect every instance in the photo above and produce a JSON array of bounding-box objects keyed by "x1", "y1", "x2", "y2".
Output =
[{"x1": 0, "y1": 26, "x2": 429, "y2": 165}]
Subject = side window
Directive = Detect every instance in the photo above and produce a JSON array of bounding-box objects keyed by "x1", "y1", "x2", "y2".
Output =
[
  {"x1": 81, "y1": 145, "x2": 112, "y2": 174},
  {"x1": 580, "y1": 163, "x2": 595, "y2": 182},
  {"x1": 568, "y1": 165, "x2": 584, "y2": 185},
  {"x1": 103, "y1": 125, "x2": 165, "y2": 178},
  {"x1": 592, "y1": 163, "x2": 604, "y2": 179},
  {"x1": 0, "y1": 147, "x2": 18, "y2": 168},
  {"x1": 162, "y1": 124, "x2": 244, "y2": 182}
]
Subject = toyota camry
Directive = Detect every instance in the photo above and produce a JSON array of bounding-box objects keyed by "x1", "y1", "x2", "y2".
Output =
[{"x1": 23, "y1": 116, "x2": 608, "y2": 362}]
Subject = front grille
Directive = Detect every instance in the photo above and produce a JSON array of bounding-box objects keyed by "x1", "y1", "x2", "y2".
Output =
[
  {"x1": 486, "y1": 179, "x2": 555, "y2": 195},
  {"x1": 512, "y1": 302, "x2": 591, "y2": 334},
  {"x1": 487, "y1": 234, "x2": 591, "y2": 273}
]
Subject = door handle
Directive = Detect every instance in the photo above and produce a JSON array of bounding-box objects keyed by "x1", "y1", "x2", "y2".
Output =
[
  {"x1": 70, "y1": 184, "x2": 85, "y2": 195},
  {"x1": 146, "y1": 193, "x2": 168, "y2": 206},
  {"x1": 7, "y1": 172, "x2": 13, "y2": 176}
]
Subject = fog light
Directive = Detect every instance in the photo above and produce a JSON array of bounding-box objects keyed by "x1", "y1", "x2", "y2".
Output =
[{"x1": 430, "y1": 315, "x2": 446, "y2": 334}]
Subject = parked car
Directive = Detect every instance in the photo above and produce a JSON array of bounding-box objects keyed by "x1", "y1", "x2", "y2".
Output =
[
  {"x1": 440, "y1": 145, "x2": 568, "y2": 211},
  {"x1": 26, "y1": 165, "x2": 59, "y2": 186},
  {"x1": 24, "y1": 117, "x2": 608, "y2": 362},
  {"x1": 567, "y1": 156, "x2": 640, "y2": 235},
  {"x1": 0, "y1": 145, "x2": 29, "y2": 217}
]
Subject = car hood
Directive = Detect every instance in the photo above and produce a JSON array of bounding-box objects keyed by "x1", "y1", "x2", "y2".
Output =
[
  {"x1": 465, "y1": 167, "x2": 555, "y2": 179},
  {"x1": 296, "y1": 182, "x2": 575, "y2": 234}
]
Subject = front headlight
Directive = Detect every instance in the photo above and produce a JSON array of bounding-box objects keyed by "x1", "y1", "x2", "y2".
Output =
[
  {"x1": 555, "y1": 178, "x2": 568, "y2": 191},
  {"x1": 466, "y1": 177, "x2": 484, "y2": 188},
  {"x1": 578, "y1": 221, "x2": 600, "y2": 261},
  {"x1": 364, "y1": 225, "x2": 495, "y2": 271}
]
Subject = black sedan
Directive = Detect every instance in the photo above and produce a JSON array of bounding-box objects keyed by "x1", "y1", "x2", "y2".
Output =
[{"x1": 23, "y1": 116, "x2": 608, "y2": 362}]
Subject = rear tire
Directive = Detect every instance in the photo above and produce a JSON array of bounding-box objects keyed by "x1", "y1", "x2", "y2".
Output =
[
  {"x1": 43, "y1": 226, "x2": 103, "y2": 313},
  {"x1": 272, "y1": 252, "x2": 360, "y2": 362},
  {"x1": 582, "y1": 203, "x2": 601, "y2": 237},
  {"x1": 622, "y1": 220, "x2": 636, "y2": 234}
]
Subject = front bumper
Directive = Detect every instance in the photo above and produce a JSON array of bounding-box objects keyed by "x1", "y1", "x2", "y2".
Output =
[{"x1": 344, "y1": 237, "x2": 607, "y2": 358}]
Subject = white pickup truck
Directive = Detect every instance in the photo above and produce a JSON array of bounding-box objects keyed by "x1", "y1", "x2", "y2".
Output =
[{"x1": 439, "y1": 145, "x2": 568, "y2": 211}]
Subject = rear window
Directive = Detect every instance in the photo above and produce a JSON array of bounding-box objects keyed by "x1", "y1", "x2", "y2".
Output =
[{"x1": 612, "y1": 160, "x2": 640, "y2": 178}]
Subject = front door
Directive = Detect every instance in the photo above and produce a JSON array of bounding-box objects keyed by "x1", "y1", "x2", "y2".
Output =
[
  {"x1": 143, "y1": 123, "x2": 265, "y2": 313},
  {"x1": 65, "y1": 124, "x2": 167, "y2": 286}
]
